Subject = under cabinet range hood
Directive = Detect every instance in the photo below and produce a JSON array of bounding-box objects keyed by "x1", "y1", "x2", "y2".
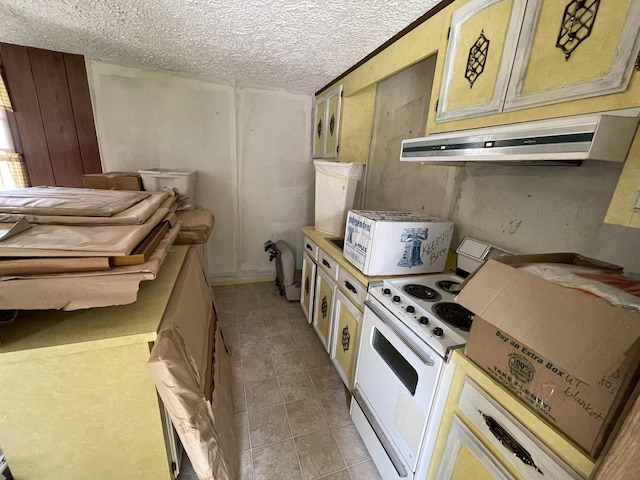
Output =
[{"x1": 400, "y1": 113, "x2": 640, "y2": 166}]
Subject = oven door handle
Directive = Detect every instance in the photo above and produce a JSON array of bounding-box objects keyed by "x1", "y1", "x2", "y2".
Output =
[
  {"x1": 352, "y1": 387, "x2": 408, "y2": 478},
  {"x1": 365, "y1": 300, "x2": 435, "y2": 366}
]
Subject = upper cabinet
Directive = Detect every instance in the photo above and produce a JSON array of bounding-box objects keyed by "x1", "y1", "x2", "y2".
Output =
[
  {"x1": 436, "y1": 0, "x2": 640, "y2": 122},
  {"x1": 436, "y1": 0, "x2": 526, "y2": 122},
  {"x1": 313, "y1": 84, "x2": 343, "y2": 158}
]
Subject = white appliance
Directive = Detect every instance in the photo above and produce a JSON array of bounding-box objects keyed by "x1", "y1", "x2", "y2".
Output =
[
  {"x1": 400, "y1": 111, "x2": 639, "y2": 165},
  {"x1": 351, "y1": 237, "x2": 510, "y2": 480}
]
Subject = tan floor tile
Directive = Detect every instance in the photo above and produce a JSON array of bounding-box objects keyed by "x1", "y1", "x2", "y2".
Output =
[
  {"x1": 316, "y1": 469, "x2": 351, "y2": 480},
  {"x1": 273, "y1": 350, "x2": 307, "y2": 377},
  {"x1": 264, "y1": 318, "x2": 297, "y2": 337},
  {"x1": 243, "y1": 355, "x2": 277, "y2": 383},
  {"x1": 245, "y1": 378, "x2": 283, "y2": 411},
  {"x1": 233, "y1": 382, "x2": 247, "y2": 414},
  {"x1": 236, "y1": 413, "x2": 251, "y2": 453},
  {"x1": 248, "y1": 405, "x2": 292, "y2": 448},
  {"x1": 332, "y1": 422, "x2": 370, "y2": 467},
  {"x1": 318, "y1": 388, "x2": 351, "y2": 425},
  {"x1": 278, "y1": 372, "x2": 316, "y2": 403},
  {"x1": 239, "y1": 325, "x2": 268, "y2": 344},
  {"x1": 348, "y1": 460, "x2": 382, "y2": 480},
  {"x1": 253, "y1": 439, "x2": 303, "y2": 480},
  {"x1": 240, "y1": 338, "x2": 271, "y2": 359},
  {"x1": 285, "y1": 396, "x2": 329, "y2": 436},
  {"x1": 309, "y1": 365, "x2": 344, "y2": 395},
  {"x1": 300, "y1": 342, "x2": 333, "y2": 370},
  {"x1": 239, "y1": 451, "x2": 254, "y2": 480},
  {"x1": 294, "y1": 428, "x2": 346, "y2": 480},
  {"x1": 232, "y1": 357, "x2": 244, "y2": 384},
  {"x1": 268, "y1": 334, "x2": 299, "y2": 354}
]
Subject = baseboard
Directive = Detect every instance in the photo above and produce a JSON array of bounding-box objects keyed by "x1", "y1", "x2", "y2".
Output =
[{"x1": 208, "y1": 275, "x2": 275, "y2": 287}]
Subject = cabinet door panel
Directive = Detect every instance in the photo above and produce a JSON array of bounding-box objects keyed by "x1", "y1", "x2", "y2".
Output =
[
  {"x1": 313, "y1": 268, "x2": 336, "y2": 352},
  {"x1": 331, "y1": 290, "x2": 362, "y2": 388},
  {"x1": 313, "y1": 99, "x2": 326, "y2": 158},
  {"x1": 437, "y1": 0, "x2": 526, "y2": 122},
  {"x1": 505, "y1": 0, "x2": 640, "y2": 110},
  {"x1": 437, "y1": 416, "x2": 514, "y2": 480},
  {"x1": 324, "y1": 86, "x2": 342, "y2": 158}
]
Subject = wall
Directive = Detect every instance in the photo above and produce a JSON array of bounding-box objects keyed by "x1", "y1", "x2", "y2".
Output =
[
  {"x1": 323, "y1": 0, "x2": 640, "y2": 273},
  {"x1": 88, "y1": 61, "x2": 313, "y2": 280}
]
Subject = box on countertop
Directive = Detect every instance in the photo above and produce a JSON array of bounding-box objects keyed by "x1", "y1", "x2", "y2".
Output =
[
  {"x1": 342, "y1": 210, "x2": 454, "y2": 276},
  {"x1": 457, "y1": 253, "x2": 640, "y2": 458},
  {"x1": 82, "y1": 172, "x2": 143, "y2": 191}
]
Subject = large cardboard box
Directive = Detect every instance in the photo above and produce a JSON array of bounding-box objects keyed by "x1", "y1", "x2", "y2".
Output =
[
  {"x1": 82, "y1": 172, "x2": 143, "y2": 191},
  {"x1": 457, "y1": 254, "x2": 640, "y2": 458},
  {"x1": 342, "y1": 210, "x2": 454, "y2": 276}
]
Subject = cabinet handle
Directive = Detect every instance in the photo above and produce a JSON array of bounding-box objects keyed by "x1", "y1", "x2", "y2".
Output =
[
  {"x1": 479, "y1": 411, "x2": 543, "y2": 475},
  {"x1": 344, "y1": 281, "x2": 358, "y2": 294},
  {"x1": 322, "y1": 259, "x2": 331, "y2": 269},
  {"x1": 306, "y1": 243, "x2": 313, "y2": 251}
]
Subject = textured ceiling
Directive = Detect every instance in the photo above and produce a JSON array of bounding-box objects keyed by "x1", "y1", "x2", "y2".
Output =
[{"x1": 0, "y1": 0, "x2": 444, "y2": 94}]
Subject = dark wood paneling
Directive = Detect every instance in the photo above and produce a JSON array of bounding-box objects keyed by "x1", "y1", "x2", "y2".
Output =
[
  {"x1": 64, "y1": 54, "x2": 102, "y2": 175},
  {"x1": 28, "y1": 48, "x2": 84, "y2": 187},
  {"x1": 0, "y1": 43, "x2": 55, "y2": 185}
]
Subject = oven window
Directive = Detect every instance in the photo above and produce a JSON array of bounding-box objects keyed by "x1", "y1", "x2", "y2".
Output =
[{"x1": 372, "y1": 328, "x2": 418, "y2": 395}]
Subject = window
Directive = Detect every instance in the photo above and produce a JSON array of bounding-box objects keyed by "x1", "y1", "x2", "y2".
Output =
[{"x1": 0, "y1": 71, "x2": 28, "y2": 190}]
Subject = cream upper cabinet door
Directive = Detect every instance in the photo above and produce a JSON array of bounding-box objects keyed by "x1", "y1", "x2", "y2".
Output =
[
  {"x1": 504, "y1": 0, "x2": 640, "y2": 110},
  {"x1": 313, "y1": 98, "x2": 326, "y2": 158},
  {"x1": 313, "y1": 85, "x2": 343, "y2": 158},
  {"x1": 436, "y1": 0, "x2": 528, "y2": 122}
]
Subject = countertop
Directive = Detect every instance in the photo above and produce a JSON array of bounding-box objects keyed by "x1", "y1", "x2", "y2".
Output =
[{"x1": 0, "y1": 245, "x2": 189, "y2": 361}]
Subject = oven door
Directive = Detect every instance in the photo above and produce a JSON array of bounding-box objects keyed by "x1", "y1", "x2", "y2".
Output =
[{"x1": 354, "y1": 298, "x2": 444, "y2": 471}]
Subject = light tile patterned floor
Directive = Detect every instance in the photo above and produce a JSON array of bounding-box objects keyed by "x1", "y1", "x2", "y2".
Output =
[{"x1": 178, "y1": 281, "x2": 381, "y2": 480}]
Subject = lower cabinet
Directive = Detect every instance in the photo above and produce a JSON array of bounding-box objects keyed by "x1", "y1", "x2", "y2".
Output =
[
  {"x1": 437, "y1": 416, "x2": 514, "y2": 480},
  {"x1": 313, "y1": 267, "x2": 337, "y2": 352},
  {"x1": 300, "y1": 252, "x2": 317, "y2": 323},
  {"x1": 428, "y1": 352, "x2": 594, "y2": 480},
  {"x1": 330, "y1": 289, "x2": 363, "y2": 389}
]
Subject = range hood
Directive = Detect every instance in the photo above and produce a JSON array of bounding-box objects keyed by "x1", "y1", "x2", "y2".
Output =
[{"x1": 400, "y1": 113, "x2": 639, "y2": 166}]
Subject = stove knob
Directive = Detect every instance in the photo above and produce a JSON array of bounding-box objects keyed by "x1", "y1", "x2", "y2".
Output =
[
  {"x1": 382, "y1": 288, "x2": 391, "y2": 296},
  {"x1": 406, "y1": 305, "x2": 415, "y2": 314},
  {"x1": 433, "y1": 327, "x2": 444, "y2": 338},
  {"x1": 392, "y1": 295, "x2": 401, "y2": 304},
  {"x1": 419, "y1": 316, "x2": 429, "y2": 325}
]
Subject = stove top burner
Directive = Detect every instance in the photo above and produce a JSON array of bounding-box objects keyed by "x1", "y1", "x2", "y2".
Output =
[
  {"x1": 403, "y1": 284, "x2": 442, "y2": 302},
  {"x1": 436, "y1": 280, "x2": 461, "y2": 293},
  {"x1": 433, "y1": 302, "x2": 474, "y2": 332}
]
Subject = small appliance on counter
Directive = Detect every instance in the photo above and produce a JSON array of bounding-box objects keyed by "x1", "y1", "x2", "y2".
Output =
[{"x1": 351, "y1": 236, "x2": 510, "y2": 480}]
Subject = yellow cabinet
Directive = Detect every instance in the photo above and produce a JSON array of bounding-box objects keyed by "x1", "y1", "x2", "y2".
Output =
[
  {"x1": 436, "y1": 0, "x2": 527, "y2": 122},
  {"x1": 313, "y1": 267, "x2": 337, "y2": 352},
  {"x1": 505, "y1": 0, "x2": 640, "y2": 110},
  {"x1": 313, "y1": 84, "x2": 343, "y2": 158},
  {"x1": 330, "y1": 289, "x2": 363, "y2": 388},
  {"x1": 427, "y1": 351, "x2": 595, "y2": 480},
  {"x1": 437, "y1": 0, "x2": 640, "y2": 122}
]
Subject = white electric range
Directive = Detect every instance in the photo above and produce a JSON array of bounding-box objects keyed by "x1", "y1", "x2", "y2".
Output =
[{"x1": 351, "y1": 236, "x2": 511, "y2": 480}]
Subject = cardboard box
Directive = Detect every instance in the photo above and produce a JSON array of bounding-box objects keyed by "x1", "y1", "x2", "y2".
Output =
[
  {"x1": 343, "y1": 210, "x2": 454, "y2": 276},
  {"x1": 82, "y1": 172, "x2": 143, "y2": 191},
  {"x1": 457, "y1": 254, "x2": 640, "y2": 458}
]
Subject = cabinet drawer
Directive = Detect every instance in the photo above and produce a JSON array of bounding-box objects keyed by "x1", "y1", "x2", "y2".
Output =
[
  {"x1": 303, "y1": 236, "x2": 319, "y2": 260},
  {"x1": 318, "y1": 248, "x2": 339, "y2": 280},
  {"x1": 337, "y1": 267, "x2": 366, "y2": 309},
  {"x1": 458, "y1": 379, "x2": 581, "y2": 480}
]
